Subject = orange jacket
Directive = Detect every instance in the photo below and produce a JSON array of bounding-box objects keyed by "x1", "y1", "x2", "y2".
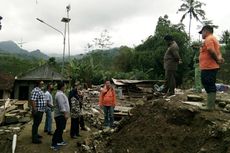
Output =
[
  {"x1": 199, "y1": 34, "x2": 221, "y2": 70},
  {"x1": 99, "y1": 87, "x2": 116, "y2": 107}
]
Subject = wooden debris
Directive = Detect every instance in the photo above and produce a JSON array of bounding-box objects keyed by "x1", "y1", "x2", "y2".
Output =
[
  {"x1": 114, "y1": 106, "x2": 133, "y2": 117},
  {"x1": 5, "y1": 113, "x2": 20, "y2": 124},
  {"x1": 14, "y1": 101, "x2": 28, "y2": 110},
  {"x1": 182, "y1": 101, "x2": 204, "y2": 107},
  {"x1": 216, "y1": 99, "x2": 230, "y2": 104},
  {"x1": 187, "y1": 94, "x2": 204, "y2": 102}
]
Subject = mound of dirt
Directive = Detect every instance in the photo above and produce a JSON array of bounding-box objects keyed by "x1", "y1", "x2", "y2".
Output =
[{"x1": 96, "y1": 95, "x2": 230, "y2": 153}]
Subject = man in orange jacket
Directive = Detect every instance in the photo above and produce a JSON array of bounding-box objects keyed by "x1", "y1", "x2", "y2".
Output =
[
  {"x1": 199, "y1": 25, "x2": 224, "y2": 110},
  {"x1": 99, "y1": 80, "x2": 116, "y2": 128}
]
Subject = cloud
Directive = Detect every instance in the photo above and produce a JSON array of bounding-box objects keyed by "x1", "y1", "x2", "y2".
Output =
[{"x1": 1, "y1": 0, "x2": 229, "y2": 55}]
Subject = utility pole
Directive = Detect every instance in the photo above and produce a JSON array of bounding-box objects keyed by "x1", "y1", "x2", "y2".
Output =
[
  {"x1": 0, "y1": 16, "x2": 3, "y2": 30},
  {"x1": 36, "y1": 17, "x2": 70, "y2": 77},
  {"x1": 66, "y1": 4, "x2": 71, "y2": 60}
]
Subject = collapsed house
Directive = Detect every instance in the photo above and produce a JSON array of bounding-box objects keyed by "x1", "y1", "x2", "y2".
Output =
[{"x1": 112, "y1": 78, "x2": 165, "y2": 98}]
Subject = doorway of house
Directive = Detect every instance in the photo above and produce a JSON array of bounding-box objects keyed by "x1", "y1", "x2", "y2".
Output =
[{"x1": 19, "y1": 86, "x2": 29, "y2": 100}]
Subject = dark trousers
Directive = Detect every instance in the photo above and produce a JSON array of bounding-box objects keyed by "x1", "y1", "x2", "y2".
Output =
[
  {"x1": 32, "y1": 111, "x2": 44, "y2": 141},
  {"x1": 70, "y1": 117, "x2": 80, "y2": 137},
  {"x1": 201, "y1": 69, "x2": 218, "y2": 93},
  {"x1": 52, "y1": 116, "x2": 67, "y2": 146},
  {"x1": 163, "y1": 70, "x2": 176, "y2": 95},
  {"x1": 80, "y1": 115, "x2": 85, "y2": 128}
]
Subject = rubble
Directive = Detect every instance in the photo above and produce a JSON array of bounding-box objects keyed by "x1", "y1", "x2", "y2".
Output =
[
  {"x1": 3, "y1": 85, "x2": 230, "y2": 153},
  {"x1": 0, "y1": 98, "x2": 31, "y2": 153},
  {"x1": 79, "y1": 90, "x2": 230, "y2": 153},
  {"x1": 187, "y1": 94, "x2": 204, "y2": 101}
]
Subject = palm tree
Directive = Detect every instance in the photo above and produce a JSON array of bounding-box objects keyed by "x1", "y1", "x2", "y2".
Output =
[
  {"x1": 177, "y1": 0, "x2": 206, "y2": 38},
  {"x1": 202, "y1": 19, "x2": 218, "y2": 29}
]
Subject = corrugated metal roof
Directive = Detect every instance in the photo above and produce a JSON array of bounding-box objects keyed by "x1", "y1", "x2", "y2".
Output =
[
  {"x1": 112, "y1": 78, "x2": 165, "y2": 86},
  {"x1": 15, "y1": 64, "x2": 69, "y2": 81}
]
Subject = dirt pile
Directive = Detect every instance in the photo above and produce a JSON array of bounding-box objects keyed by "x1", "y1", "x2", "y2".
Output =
[{"x1": 95, "y1": 95, "x2": 230, "y2": 153}]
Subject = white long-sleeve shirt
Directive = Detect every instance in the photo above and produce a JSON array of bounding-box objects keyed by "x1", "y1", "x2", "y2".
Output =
[{"x1": 54, "y1": 90, "x2": 70, "y2": 118}]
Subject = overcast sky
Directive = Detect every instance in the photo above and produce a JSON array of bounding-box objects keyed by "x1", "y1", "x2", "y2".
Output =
[{"x1": 0, "y1": 0, "x2": 229, "y2": 55}]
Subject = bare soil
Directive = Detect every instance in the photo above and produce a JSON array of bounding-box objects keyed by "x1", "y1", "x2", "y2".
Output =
[{"x1": 96, "y1": 93, "x2": 230, "y2": 153}]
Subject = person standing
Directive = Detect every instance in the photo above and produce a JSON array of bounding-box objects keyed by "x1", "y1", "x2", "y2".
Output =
[
  {"x1": 199, "y1": 25, "x2": 224, "y2": 110},
  {"x1": 69, "y1": 83, "x2": 81, "y2": 139},
  {"x1": 30, "y1": 80, "x2": 46, "y2": 144},
  {"x1": 44, "y1": 83, "x2": 54, "y2": 135},
  {"x1": 162, "y1": 35, "x2": 182, "y2": 96},
  {"x1": 192, "y1": 42, "x2": 202, "y2": 93},
  {"x1": 99, "y1": 80, "x2": 116, "y2": 128},
  {"x1": 78, "y1": 86, "x2": 87, "y2": 131},
  {"x1": 51, "y1": 82, "x2": 70, "y2": 151}
]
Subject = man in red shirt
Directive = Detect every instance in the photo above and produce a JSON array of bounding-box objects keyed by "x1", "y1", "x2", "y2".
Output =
[{"x1": 199, "y1": 25, "x2": 224, "y2": 110}]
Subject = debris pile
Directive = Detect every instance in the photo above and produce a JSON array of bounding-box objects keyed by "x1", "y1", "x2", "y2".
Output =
[
  {"x1": 0, "y1": 99, "x2": 31, "y2": 125},
  {"x1": 79, "y1": 92, "x2": 230, "y2": 153},
  {"x1": 0, "y1": 99, "x2": 31, "y2": 153}
]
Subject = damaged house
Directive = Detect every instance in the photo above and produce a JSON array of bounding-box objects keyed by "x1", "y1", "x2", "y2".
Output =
[
  {"x1": 14, "y1": 63, "x2": 69, "y2": 100},
  {"x1": 112, "y1": 78, "x2": 165, "y2": 98}
]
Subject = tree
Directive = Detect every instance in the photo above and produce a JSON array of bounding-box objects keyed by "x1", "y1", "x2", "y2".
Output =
[
  {"x1": 114, "y1": 46, "x2": 134, "y2": 72},
  {"x1": 92, "y1": 29, "x2": 113, "y2": 50},
  {"x1": 48, "y1": 57, "x2": 56, "y2": 65},
  {"x1": 220, "y1": 30, "x2": 230, "y2": 45},
  {"x1": 135, "y1": 15, "x2": 191, "y2": 85},
  {"x1": 202, "y1": 19, "x2": 218, "y2": 29},
  {"x1": 177, "y1": 0, "x2": 206, "y2": 38}
]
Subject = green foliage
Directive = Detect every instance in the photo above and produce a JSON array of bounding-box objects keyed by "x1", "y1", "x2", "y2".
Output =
[
  {"x1": 66, "y1": 15, "x2": 193, "y2": 86},
  {"x1": 48, "y1": 57, "x2": 56, "y2": 65},
  {"x1": 135, "y1": 15, "x2": 191, "y2": 85},
  {"x1": 0, "y1": 53, "x2": 38, "y2": 75},
  {"x1": 217, "y1": 32, "x2": 230, "y2": 83},
  {"x1": 220, "y1": 30, "x2": 230, "y2": 45},
  {"x1": 114, "y1": 46, "x2": 134, "y2": 72}
]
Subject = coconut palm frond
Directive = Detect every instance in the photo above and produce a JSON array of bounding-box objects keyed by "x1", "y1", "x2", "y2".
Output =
[
  {"x1": 177, "y1": 0, "x2": 206, "y2": 38},
  {"x1": 180, "y1": 12, "x2": 189, "y2": 22}
]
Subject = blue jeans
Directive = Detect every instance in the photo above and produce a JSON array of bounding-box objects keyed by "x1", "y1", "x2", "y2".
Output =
[
  {"x1": 44, "y1": 108, "x2": 52, "y2": 132},
  {"x1": 103, "y1": 106, "x2": 114, "y2": 127}
]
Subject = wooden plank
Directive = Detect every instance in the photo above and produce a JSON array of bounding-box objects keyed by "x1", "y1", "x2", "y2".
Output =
[
  {"x1": 187, "y1": 94, "x2": 204, "y2": 102},
  {"x1": 114, "y1": 106, "x2": 133, "y2": 113},
  {"x1": 15, "y1": 101, "x2": 28, "y2": 110}
]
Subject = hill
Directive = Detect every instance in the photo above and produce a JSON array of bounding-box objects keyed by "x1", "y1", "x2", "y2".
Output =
[{"x1": 0, "y1": 40, "x2": 49, "y2": 60}]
